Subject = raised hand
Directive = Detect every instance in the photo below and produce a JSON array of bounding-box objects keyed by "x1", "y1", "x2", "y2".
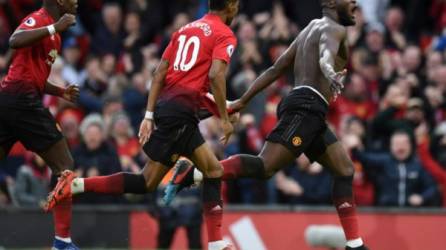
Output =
[
  {"x1": 62, "y1": 85, "x2": 80, "y2": 103},
  {"x1": 55, "y1": 14, "x2": 76, "y2": 33}
]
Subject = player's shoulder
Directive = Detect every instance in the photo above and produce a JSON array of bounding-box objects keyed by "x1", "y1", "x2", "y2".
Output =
[
  {"x1": 20, "y1": 9, "x2": 48, "y2": 28},
  {"x1": 317, "y1": 17, "x2": 347, "y2": 38}
]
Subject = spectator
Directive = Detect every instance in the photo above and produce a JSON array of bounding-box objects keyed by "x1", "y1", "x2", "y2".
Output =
[
  {"x1": 372, "y1": 87, "x2": 425, "y2": 145},
  {"x1": 384, "y1": 7, "x2": 406, "y2": 50},
  {"x1": 13, "y1": 154, "x2": 51, "y2": 207},
  {"x1": 352, "y1": 130, "x2": 438, "y2": 207},
  {"x1": 122, "y1": 73, "x2": 148, "y2": 130},
  {"x1": 276, "y1": 156, "x2": 332, "y2": 205},
  {"x1": 416, "y1": 123, "x2": 446, "y2": 207},
  {"x1": 109, "y1": 112, "x2": 143, "y2": 173},
  {"x1": 329, "y1": 73, "x2": 377, "y2": 131},
  {"x1": 61, "y1": 38, "x2": 84, "y2": 86},
  {"x1": 91, "y1": 3, "x2": 125, "y2": 56},
  {"x1": 73, "y1": 114, "x2": 121, "y2": 181}
]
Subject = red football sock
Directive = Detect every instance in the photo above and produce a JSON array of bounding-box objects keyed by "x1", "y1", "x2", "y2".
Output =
[
  {"x1": 334, "y1": 197, "x2": 360, "y2": 240},
  {"x1": 84, "y1": 173, "x2": 125, "y2": 194},
  {"x1": 203, "y1": 201, "x2": 223, "y2": 242},
  {"x1": 220, "y1": 156, "x2": 242, "y2": 180},
  {"x1": 53, "y1": 198, "x2": 72, "y2": 238}
]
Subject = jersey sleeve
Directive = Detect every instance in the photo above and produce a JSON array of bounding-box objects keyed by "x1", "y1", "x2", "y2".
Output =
[
  {"x1": 17, "y1": 13, "x2": 45, "y2": 31},
  {"x1": 212, "y1": 32, "x2": 237, "y2": 64},
  {"x1": 161, "y1": 32, "x2": 177, "y2": 61}
]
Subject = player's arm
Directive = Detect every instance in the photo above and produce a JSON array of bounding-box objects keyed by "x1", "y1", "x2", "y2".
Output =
[
  {"x1": 9, "y1": 14, "x2": 75, "y2": 49},
  {"x1": 319, "y1": 25, "x2": 347, "y2": 95},
  {"x1": 138, "y1": 59, "x2": 169, "y2": 145},
  {"x1": 209, "y1": 59, "x2": 233, "y2": 145},
  {"x1": 235, "y1": 38, "x2": 297, "y2": 110},
  {"x1": 44, "y1": 81, "x2": 79, "y2": 103}
]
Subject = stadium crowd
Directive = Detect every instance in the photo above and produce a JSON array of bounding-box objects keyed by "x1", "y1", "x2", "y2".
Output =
[{"x1": 1, "y1": 0, "x2": 446, "y2": 209}]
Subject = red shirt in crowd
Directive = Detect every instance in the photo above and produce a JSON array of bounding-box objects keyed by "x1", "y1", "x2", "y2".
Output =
[
  {"x1": 328, "y1": 96, "x2": 377, "y2": 131},
  {"x1": 2, "y1": 8, "x2": 61, "y2": 94}
]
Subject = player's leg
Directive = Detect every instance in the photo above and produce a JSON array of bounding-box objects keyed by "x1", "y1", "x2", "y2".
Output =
[
  {"x1": 186, "y1": 224, "x2": 203, "y2": 250},
  {"x1": 36, "y1": 139, "x2": 76, "y2": 246},
  {"x1": 189, "y1": 142, "x2": 231, "y2": 250},
  {"x1": 157, "y1": 222, "x2": 176, "y2": 249},
  {"x1": 0, "y1": 114, "x2": 15, "y2": 161},
  {"x1": 311, "y1": 129, "x2": 366, "y2": 250},
  {"x1": 14, "y1": 105, "x2": 79, "y2": 249},
  {"x1": 54, "y1": 159, "x2": 169, "y2": 197},
  {"x1": 220, "y1": 141, "x2": 296, "y2": 180}
]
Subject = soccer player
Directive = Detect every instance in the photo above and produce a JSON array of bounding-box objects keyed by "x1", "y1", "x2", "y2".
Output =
[
  {"x1": 166, "y1": 0, "x2": 369, "y2": 249},
  {"x1": 46, "y1": 1, "x2": 239, "y2": 249},
  {"x1": 0, "y1": 0, "x2": 79, "y2": 249}
]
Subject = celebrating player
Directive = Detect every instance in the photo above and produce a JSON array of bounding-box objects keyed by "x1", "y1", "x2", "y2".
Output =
[
  {"x1": 0, "y1": 0, "x2": 79, "y2": 249},
  {"x1": 46, "y1": 0, "x2": 239, "y2": 249},
  {"x1": 165, "y1": 0, "x2": 369, "y2": 249}
]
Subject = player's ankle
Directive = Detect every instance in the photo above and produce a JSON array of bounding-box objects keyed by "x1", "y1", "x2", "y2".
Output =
[
  {"x1": 55, "y1": 236, "x2": 72, "y2": 243},
  {"x1": 71, "y1": 178, "x2": 84, "y2": 194},
  {"x1": 208, "y1": 240, "x2": 227, "y2": 250},
  {"x1": 346, "y1": 238, "x2": 363, "y2": 248}
]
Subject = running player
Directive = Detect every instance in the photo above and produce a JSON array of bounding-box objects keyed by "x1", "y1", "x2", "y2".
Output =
[
  {"x1": 166, "y1": 0, "x2": 368, "y2": 249},
  {"x1": 46, "y1": 1, "x2": 239, "y2": 249},
  {"x1": 0, "y1": 1, "x2": 79, "y2": 249}
]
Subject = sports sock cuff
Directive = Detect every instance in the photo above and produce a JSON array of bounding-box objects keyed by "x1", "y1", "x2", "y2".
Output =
[
  {"x1": 123, "y1": 173, "x2": 147, "y2": 194},
  {"x1": 71, "y1": 178, "x2": 84, "y2": 194},
  {"x1": 202, "y1": 178, "x2": 222, "y2": 203},
  {"x1": 333, "y1": 175, "x2": 354, "y2": 199}
]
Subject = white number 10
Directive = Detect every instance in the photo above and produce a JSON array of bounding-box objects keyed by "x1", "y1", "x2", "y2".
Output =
[{"x1": 173, "y1": 35, "x2": 200, "y2": 72}]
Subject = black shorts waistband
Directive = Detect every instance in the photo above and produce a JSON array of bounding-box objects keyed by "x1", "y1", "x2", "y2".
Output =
[{"x1": 291, "y1": 86, "x2": 329, "y2": 108}]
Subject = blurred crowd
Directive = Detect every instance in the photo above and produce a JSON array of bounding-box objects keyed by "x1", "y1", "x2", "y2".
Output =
[{"x1": 1, "y1": 0, "x2": 446, "y2": 210}]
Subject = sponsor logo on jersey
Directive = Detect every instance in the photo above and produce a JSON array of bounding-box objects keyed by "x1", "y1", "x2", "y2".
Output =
[
  {"x1": 24, "y1": 17, "x2": 36, "y2": 27},
  {"x1": 227, "y1": 44, "x2": 235, "y2": 57}
]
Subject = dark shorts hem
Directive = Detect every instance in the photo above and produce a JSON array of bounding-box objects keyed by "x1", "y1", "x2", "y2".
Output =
[{"x1": 142, "y1": 116, "x2": 205, "y2": 167}]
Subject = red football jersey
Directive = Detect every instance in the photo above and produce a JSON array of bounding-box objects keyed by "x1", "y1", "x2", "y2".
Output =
[
  {"x1": 159, "y1": 14, "x2": 237, "y2": 107},
  {"x1": 2, "y1": 8, "x2": 61, "y2": 94}
]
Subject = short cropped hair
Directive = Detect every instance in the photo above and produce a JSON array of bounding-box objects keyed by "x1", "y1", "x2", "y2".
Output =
[{"x1": 209, "y1": 0, "x2": 237, "y2": 11}]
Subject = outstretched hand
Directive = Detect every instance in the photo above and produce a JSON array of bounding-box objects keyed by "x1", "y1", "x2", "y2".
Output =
[
  {"x1": 138, "y1": 119, "x2": 154, "y2": 145},
  {"x1": 62, "y1": 85, "x2": 80, "y2": 103},
  {"x1": 228, "y1": 99, "x2": 247, "y2": 112},
  {"x1": 329, "y1": 69, "x2": 347, "y2": 99}
]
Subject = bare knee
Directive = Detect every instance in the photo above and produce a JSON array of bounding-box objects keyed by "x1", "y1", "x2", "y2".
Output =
[
  {"x1": 334, "y1": 160, "x2": 355, "y2": 177},
  {"x1": 202, "y1": 165, "x2": 224, "y2": 179}
]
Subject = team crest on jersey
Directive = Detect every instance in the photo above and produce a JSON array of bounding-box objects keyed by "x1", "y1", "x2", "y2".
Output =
[
  {"x1": 24, "y1": 17, "x2": 36, "y2": 27},
  {"x1": 227, "y1": 45, "x2": 235, "y2": 57}
]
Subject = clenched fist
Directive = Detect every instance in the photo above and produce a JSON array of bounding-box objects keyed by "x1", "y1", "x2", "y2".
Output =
[{"x1": 55, "y1": 14, "x2": 76, "y2": 33}]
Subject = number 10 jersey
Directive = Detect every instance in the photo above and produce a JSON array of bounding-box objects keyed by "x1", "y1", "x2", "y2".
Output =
[{"x1": 159, "y1": 13, "x2": 237, "y2": 114}]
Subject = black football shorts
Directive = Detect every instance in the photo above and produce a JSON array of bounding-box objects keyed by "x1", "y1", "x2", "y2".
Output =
[
  {"x1": 143, "y1": 116, "x2": 205, "y2": 167},
  {"x1": 266, "y1": 86, "x2": 338, "y2": 162},
  {"x1": 0, "y1": 105, "x2": 63, "y2": 154}
]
